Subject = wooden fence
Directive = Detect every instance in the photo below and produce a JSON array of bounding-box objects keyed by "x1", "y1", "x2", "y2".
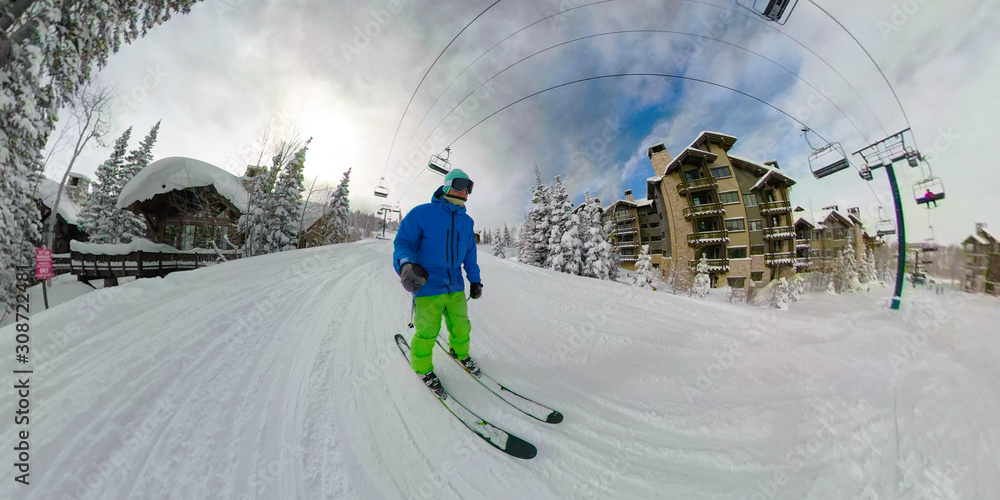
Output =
[{"x1": 52, "y1": 250, "x2": 240, "y2": 282}]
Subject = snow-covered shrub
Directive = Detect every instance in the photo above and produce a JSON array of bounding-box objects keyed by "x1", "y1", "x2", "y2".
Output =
[
  {"x1": 769, "y1": 277, "x2": 791, "y2": 310},
  {"x1": 691, "y1": 255, "x2": 710, "y2": 298},
  {"x1": 633, "y1": 245, "x2": 654, "y2": 289}
]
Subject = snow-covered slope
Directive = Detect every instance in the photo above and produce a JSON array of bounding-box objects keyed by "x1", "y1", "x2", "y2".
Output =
[{"x1": 1, "y1": 239, "x2": 997, "y2": 499}]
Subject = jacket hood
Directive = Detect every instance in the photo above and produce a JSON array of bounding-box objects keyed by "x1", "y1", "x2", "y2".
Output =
[{"x1": 431, "y1": 186, "x2": 466, "y2": 214}]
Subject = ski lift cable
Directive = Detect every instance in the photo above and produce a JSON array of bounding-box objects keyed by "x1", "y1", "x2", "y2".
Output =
[
  {"x1": 381, "y1": 0, "x2": 504, "y2": 179},
  {"x1": 400, "y1": 28, "x2": 872, "y2": 171},
  {"x1": 804, "y1": 0, "x2": 916, "y2": 152},
  {"x1": 690, "y1": 0, "x2": 889, "y2": 137},
  {"x1": 398, "y1": 72, "x2": 836, "y2": 200},
  {"x1": 396, "y1": 0, "x2": 618, "y2": 167}
]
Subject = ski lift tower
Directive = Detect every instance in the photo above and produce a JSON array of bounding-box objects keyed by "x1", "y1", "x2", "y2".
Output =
[
  {"x1": 853, "y1": 128, "x2": 921, "y2": 310},
  {"x1": 735, "y1": 0, "x2": 799, "y2": 24},
  {"x1": 377, "y1": 203, "x2": 400, "y2": 238}
]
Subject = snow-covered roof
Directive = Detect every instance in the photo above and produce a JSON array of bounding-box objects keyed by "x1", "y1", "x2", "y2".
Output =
[
  {"x1": 965, "y1": 234, "x2": 989, "y2": 245},
  {"x1": 634, "y1": 198, "x2": 654, "y2": 208},
  {"x1": 729, "y1": 155, "x2": 796, "y2": 187},
  {"x1": 35, "y1": 178, "x2": 82, "y2": 225},
  {"x1": 70, "y1": 238, "x2": 180, "y2": 255},
  {"x1": 980, "y1": 228, "x2": 1000, "y2": 244},
  {"x1": 118, "y1": 157, "x2": 250, "y2": 212},
  {"x1": 300, "y1": 200, "x2": 329, "y2": 230},
  {"x1": 662, "y1": 147, "x2": 719, "y2": 175}
]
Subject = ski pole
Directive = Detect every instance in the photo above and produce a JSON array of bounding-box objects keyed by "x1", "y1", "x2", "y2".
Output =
[{"x1": 408, "y1": 293, "x2": 416, "y2": 329}]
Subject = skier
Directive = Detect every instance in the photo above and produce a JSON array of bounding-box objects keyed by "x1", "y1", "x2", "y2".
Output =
[{"x1": 393, "y1": 169, "x2": 483, "y2": 395}]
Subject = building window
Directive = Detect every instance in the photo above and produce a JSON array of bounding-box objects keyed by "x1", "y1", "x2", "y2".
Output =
[
  {"x1": 748, "y1": 219, "x2": 762, "y2": 231},
  {"x1": 743, "y1": 193, "x2": 759, "y2": 207},
  {"x1": 719, "y1": 191, "x2": 740, "y2": 204},
  {"x1": 683, "y1": 169, "x2": 702, "y2": 182},
  {"x1": 728, "y1": 247, "x2": 747, "y2": 259},
  {"x1": 725, "y1": 218, "x2": 745, "y2": 232},
  {"x1": 727, "y1": 277, "x2": 746, "y2": 288},
  {"x1": 750, "y1": 244, "x2": 765, "y2": 255},
  {"x1": 710, "y1": 166, "x2": 732, "y2": 179},
  {"x1": 751, "y1": 271, "x2": 764, "y2": 282}
]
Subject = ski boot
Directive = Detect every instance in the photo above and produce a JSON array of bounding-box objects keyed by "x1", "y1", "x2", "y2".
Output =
[
  {"x1": 421, "y1": 371, "x2": 446, "y2": 398},
  {"x1": 449, "y1": 348, "x2": 482, "y2": 377}
]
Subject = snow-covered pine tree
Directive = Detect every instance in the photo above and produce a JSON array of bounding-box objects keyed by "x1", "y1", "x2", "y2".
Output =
[
  {"x1": 860, "y1": 246, "x2": 878, "y2": 284},
  {"x1": 546, "y1": 175, "x2": 572, "y2": 269},
  {"x1": 492, "y1": 228, "x2": 505, "y2": 258},
  {"x1": 692, "y1": 254, "x2": 711, "y2": 298},
  {"x1": 238, "y1": 159, "x2": 278, "y2": 258},
  {"x1": 77, "y1": 127, "x2": 147, "y2": 243},
  {"x1": 602, "y1": 218, "x2": 620, "y2": 282},
  {"x1": 323, "y1": 168, "x2": 352, "y2": 244},
  {"x1": 790, "y1": 273, "x2": 805, "y2": 301},
  {"x1": 123, "y1": 120, "x2": 161, "y2": 180},
  {"x1": 769, "y1": 277, "x2": 791, "y2": 310},
  {"x1": 502, "y1": 224, "x2": 512, "y2": 247},
  {"x1": 266, "y1": 143, "x2": 308, "y2": 252},
  {"x1": 553, "y1": 213, "x2": 584, "y2": 275},
  {"x1": 520, "y1": 167, "x2": 550, "y2": 267},
  {"x1": 834, "y1": 240, "x2": 860, "y2": 293},
  {"x1": 581, "y1": 194, "x2": 613, "y2": 280},
  {"x1": 633, "y1": 245, "x2": 654, "y2": 289}
]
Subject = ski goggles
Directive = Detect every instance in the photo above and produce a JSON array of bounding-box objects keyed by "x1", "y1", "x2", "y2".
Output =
[{"x1": 446, "y1": 177, "x2": 474, "y2": 194}]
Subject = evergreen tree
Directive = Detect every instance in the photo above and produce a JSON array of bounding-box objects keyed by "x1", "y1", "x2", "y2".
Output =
[
  {"x1": 77, "y1": 127, "x2": 147, "y2": 243},
  {"x1": 692, "y1": 254, "x2": 711, "y2": 298},
  {"x1": 324, "y1": 168, "x2": 352, "y2": 244},
  {"x1": 123, "y1": 120, "x2": 161, "y2": 180},
  {"x1": 519, "y1": 167, "x2": 550, "y2": 267},
  {"x1": 237, "y1": 162, "x2": 274, "y2": 258},
  {"x1": 834, "y1": 240, "x2": 860, "y2": 293},
  {"x1": 492, "y1": 228, "x2": 505, "y2": 258},
  {"x1": 502, "y1": 224, "x2": 512, "y2": 247},
  {"x1": 770, "y1": 277, "x2": 791, "y2": 310},
  {"x1": 266, "y1": 143, "x2": 308, "y2": 252},
  {"x1": 553, "y1": 213, "x2": 584, "y2": 275},
  {"x1": 546, "y1": 175, "x2": 572, "y2": 268},
  {"x1": 633, "y1": 245, "x2": 654, "y2": 289}
]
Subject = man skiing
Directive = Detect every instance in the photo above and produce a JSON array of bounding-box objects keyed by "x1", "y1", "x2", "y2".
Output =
[{"x1": 393, "y1": 169, "x2": 483, "y2": 396}]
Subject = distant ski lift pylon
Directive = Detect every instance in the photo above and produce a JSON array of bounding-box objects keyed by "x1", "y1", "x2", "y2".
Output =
[
  {"x1": 374, "y1": 177, "x2": 389, "y2": 198},
  {"x1": 736, "y1": 0, "x2": 799, "y2": 24},
  {"x1": 809, "y1": 142, "x2": 851, "y2": 179},
  {"x1": 428, "y1": 147, "x2": 452, "y2": 176},
  {"x1": 913, "y1": 176, "x2": 945, "y2": 206}
]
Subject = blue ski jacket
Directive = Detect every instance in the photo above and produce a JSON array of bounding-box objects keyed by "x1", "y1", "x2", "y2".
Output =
[{"x1": 393, "y1": 186, "x2": 481, "y2": 297}]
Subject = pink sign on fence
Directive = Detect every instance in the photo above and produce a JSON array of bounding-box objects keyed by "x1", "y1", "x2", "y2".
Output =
[{"x1": 35, "y1": 247, "x2": 54, "y2": 281}]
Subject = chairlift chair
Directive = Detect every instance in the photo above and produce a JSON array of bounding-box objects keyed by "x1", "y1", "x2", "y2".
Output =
[
  {"x1": 374, "y1": 178, "x2": 389, "y2": 198},
  {"x1": 428, "y1": 147, "x2": 452, "y2": 176},
  {"x1": 736, "y1": 0, "x2": 799, "y2": 24},
  {"x1": 920, "y1": 238, "x2": 939, "y2": 252},
  {"x1": 859, "y1": 165, "x2": 873, "y2": 181},
  {"x1": 876, "y1": 219, "x2": 896, "y2": 237},
  {"x1": 809, "y1": 142, "x2": 851, "y2": 179},
  {"x1": 913, "y1": 176, "x2": 945, "y2": 206}
]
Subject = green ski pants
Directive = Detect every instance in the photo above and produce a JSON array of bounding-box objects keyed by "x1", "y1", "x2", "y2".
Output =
[{"x1": 411, "y1": 291, "x2": 471, "y2": 374}]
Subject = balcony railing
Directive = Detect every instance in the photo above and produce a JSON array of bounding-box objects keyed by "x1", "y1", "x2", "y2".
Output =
[
  {"x1": 676, "y1": 177, "x2": 717, "y2": 194},
  {"x1": 763, "y1": 226, "x2": 796, "y2": 240},
  {"x1": 620, "y1": 255, "x2": 638, "y2": 262},
  {"x1": 795, "y1": 239, "x2": 811, "y2": 250},
  {"x1": 688, "y1": 258, "x2": 730, "y2": 272},
  {"x1": 687, "y1": 230, "x2": 729, "y2": 246},
  {"x1": 612, "y1": 226, "x2": 637, "y2": 236},
  {"x1": 759, "y1": 200, "x2": 792, "y2": 215},
  {"x1": 794, "y1": 258, "x2": 812, "y2": 268},
  {"x1": 683, "y1": 203, "x2": 726, "y2": 220},
  {"x1": 765, "y1": 251, "x2": 796, "y2": 266}
]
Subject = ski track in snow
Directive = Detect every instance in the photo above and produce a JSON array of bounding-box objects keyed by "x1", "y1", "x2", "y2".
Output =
[{"x1": 1, "y1": 238, "x2": 998, "y2": 499}]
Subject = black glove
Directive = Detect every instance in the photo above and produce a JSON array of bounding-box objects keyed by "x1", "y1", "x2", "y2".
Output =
[
  {"x1": 400, "y1": 263, "x2": 428, "y2": 293},
  {"x1": 469, "y1": 282, "x2": 483, "y2": 299}
]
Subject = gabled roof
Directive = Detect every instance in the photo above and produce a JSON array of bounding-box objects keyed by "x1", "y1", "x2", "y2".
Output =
[
  {"x1": 964, "y1": 234, "x2": 989, "y2": 246},
  {"x1": 662, "y1": 147, "x2": 719, "y2": 175},
  {"x1": 979, "y1": 227, "x2": 1000, "y2": 244},
  {"x1": 729, "y1": 155, "x2": 796, "y2": 187}
]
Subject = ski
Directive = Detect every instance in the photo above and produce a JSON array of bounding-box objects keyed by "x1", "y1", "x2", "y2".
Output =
[
  {"x1": 435, "y1": 339, "x2": 564, "y2": 424},
  {"x1": 394, "y1": 335, "x2": 537, "y2": 460}
]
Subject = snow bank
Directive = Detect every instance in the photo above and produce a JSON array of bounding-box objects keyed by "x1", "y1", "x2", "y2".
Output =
[
  {"x1": 70, "y1": 237, "x2": 180, "y2": 255},
  {"x1": 117, "y1": 157, "x2": 249, "y2": 212}
]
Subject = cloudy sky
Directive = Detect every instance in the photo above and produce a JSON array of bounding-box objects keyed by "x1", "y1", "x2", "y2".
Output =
[{"x1": 46, "y1": 0, "x2": 1000, "y2": 244}]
